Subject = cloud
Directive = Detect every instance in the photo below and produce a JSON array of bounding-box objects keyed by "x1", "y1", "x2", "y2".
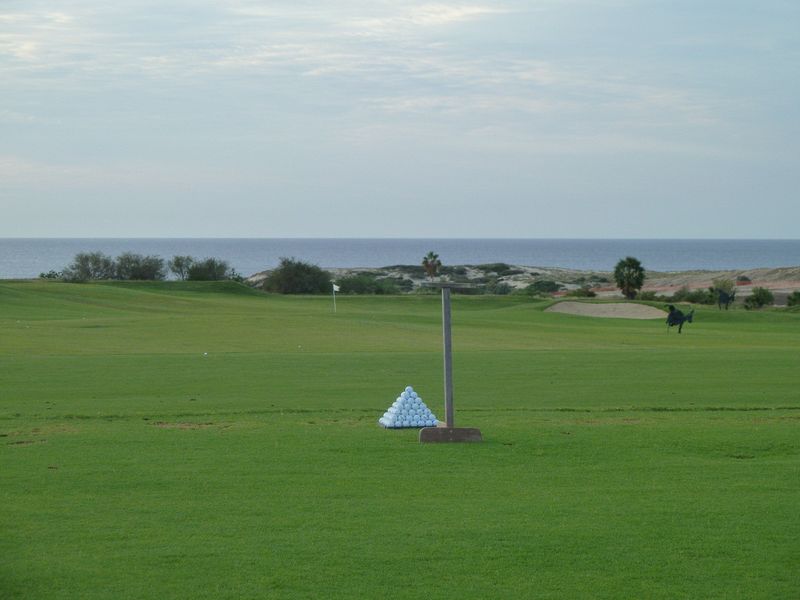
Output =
[
  {"x1": 0, "y1": 0, "x2": 755, "y2": 168},
  {"x1": 0, "y1": 109, "x2": 38, "y2": 123},
  {"x1": 363, "y1": 93, "x2": 575, "y2": 116},
  {"x1": 0, "y1": 154, "x2": 248, "y2": 190},
  {"x1": 0, "y1": 9, "x2": 80, "y2": 62},
  {"x1": 347, "y1": 4, "x2": 507, "y2": 33}
]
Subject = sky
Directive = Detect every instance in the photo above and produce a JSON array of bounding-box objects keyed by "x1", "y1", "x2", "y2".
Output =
[{"x1": 1, "y1": 0, "x2": 798, "y2": 238}]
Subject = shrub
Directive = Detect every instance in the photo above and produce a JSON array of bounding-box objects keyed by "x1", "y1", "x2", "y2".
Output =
[
  {"x1": 376, "y1": 277, "x2": 413, "y2": 292},
  {"x1": 486, "y1": 280, "x2": 513, "y2": 295},
  {"x1": 447, "y1": 274, "x2": 473, "y2": 284},
  {"x1": 375, "y1": 279, "x2": 401, "y2": 294},
  {"x1": 168, "y1": 256, "x2": 195, "y2": 280},
  {"x1": 736, "y1": 275, "x2": 752, "y2": 283},
  {"x1": 744, "y1": 287, "x2": 774, "y2": 310},
  {"x1": 637, "y1": 290, "x2": 657, "y2": 301},
  {"x1": 227, "y1": 269, "x2": 245, "y2": 283},
  {"x1": 671, "y1": 286, "x2": 714, "y2": 304},
  {"x1": 39, "y1": 270, "x2": 62, "y2": 279},
  {"x1": 440, "y1": 266, "x2": 467, "y2": 276},
  {"x1": 263, "y1": 257, "x2": 331, "y2": 294},
  {"x1": 384, "y1": 265, "x2": 427, "y2": 278},
  {"x1": 528, "y1": 280, "x2": 561, "y2": 294},
  {"x1": 397, "y1": 278, "x2": 415, "y2": 292},
  {"x1": 566, "y1": 287, "x2": 597, "y2": 298},
  {"x1": 712, "y1": 277, "x2": 735, "y2": 294},
  {"x1": 62, "y1": 252, "x2": 116, "y2": 282},
  {"x1": 476, "y1": 263, "x2": 523, "y2": 277},
  {"x1": 338, "y1": 273, "x2": 399, "y2": 295},
  {"x1": 787, "y1": 291, "x2": 800, "y2": 307},
  {"x1": 671, "y1": 286, "x2": 690, "y2": 301},
  {"x1": 188, "y1": 257, "x2": 231, "y2": 281},
  {"x1": 115, "y1": 253, "x2": 165, "y2": 280}
]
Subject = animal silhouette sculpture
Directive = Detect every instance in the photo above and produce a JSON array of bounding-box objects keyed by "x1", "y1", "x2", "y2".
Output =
[
  {"x1": 716, "y1": 289, "x2": 735, "y2": 310},
  {"x1": 666, "y1": 305, "x2": 694, "y2": 333}
]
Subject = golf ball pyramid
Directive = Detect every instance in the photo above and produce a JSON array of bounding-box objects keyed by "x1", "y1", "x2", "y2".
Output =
[{"x1": 378, "y1": 386, "x2": 439, "y2": 429}]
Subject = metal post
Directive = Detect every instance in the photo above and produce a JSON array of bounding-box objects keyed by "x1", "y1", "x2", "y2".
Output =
[
  {"x1": 442, "y1": 287, "x2": 454, "y2": 428},
  {"x1": 419, "y1": 282, "x2": 481, "y2": 443}
]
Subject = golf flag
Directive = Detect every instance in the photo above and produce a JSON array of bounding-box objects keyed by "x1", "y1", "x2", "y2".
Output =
[{"x1": 332, "y1": 283, "x2": 340, "y2": 292}]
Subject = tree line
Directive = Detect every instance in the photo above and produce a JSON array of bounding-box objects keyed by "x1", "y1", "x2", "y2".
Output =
[
  {"x1": 41, "y1": 252, "x2": 790, "y2": 308},
  {"x1": 41, "y1": 252, "x2": 239, "y2": 283}
]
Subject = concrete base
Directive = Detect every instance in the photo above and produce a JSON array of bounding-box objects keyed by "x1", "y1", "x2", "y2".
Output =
[{"x1": 419, "y1": 427, "x2": 483, "y2": 443}]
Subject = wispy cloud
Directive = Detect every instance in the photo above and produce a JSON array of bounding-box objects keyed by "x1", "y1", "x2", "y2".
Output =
[
  {"x1": 2, "y1": 0, "x2": 797, "y2": 238},
  {"x1": 0, "y1": 0, "x2": 716, "y2": 127},
  {"x1": 0, "y1": 0, "x2": 774, "y2": 175},
  {"x1": 347, "y1": 4, "x2": 507, "y2": 33},
  {"x1": 0, "y1": 154, "x2": 246, "y2": 189},
  {"x1": 363, "y1": 93, "x2": 576, "y2": 116},
  {"x1": 0, "y1": 109, "x2": 39, "y2": 123}
]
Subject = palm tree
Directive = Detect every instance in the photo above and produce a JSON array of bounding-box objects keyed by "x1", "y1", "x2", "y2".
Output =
[
  {"x1": 422, "y1": 251, "x2": 442, "y2": 280},
  {"x1": 614, "y1": 256, "x2": 645, "y2": 299}
]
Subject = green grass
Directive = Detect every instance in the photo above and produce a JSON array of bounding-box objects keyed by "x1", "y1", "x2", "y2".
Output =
[{"x1": 1, "y1": 281, "x2": 799, "y2": 599}]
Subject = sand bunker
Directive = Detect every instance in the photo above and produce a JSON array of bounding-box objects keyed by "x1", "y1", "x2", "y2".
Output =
[{"x1": 546, "y1": 301, "x2": 667, "y2": 320}]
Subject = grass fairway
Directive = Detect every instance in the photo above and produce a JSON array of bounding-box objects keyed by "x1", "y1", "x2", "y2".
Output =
[{"x1": 2, "y1": 281, "x2": 799, "y2": 599}]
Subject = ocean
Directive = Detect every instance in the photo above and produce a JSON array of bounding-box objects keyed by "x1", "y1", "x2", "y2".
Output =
[{"x1": 1, "y1": 238, "x2": 799, "y2": 279}]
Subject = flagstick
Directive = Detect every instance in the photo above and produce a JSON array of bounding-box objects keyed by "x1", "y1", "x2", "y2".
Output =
[{"x1": 332, "y1": 285, "x2": 337, "y2": 313}]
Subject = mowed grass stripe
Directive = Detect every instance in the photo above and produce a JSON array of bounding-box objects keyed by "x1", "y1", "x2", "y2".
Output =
[{"x1": 3, "y1": 345, "x2": 797, "y2": 417}]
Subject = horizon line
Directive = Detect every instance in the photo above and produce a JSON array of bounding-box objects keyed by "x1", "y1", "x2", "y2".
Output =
[{"x1": 2, "y1": 237, "x2": 799, "y2": 242}]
